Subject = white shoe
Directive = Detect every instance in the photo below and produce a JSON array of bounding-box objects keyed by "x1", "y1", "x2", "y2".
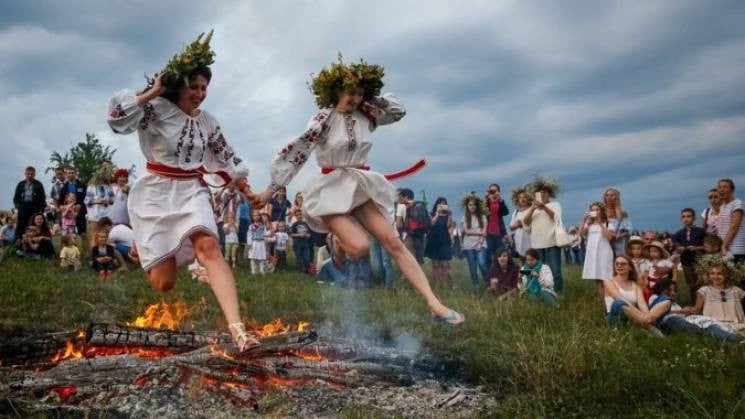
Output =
[{"x1": 188, "y1": 260, "x2": 209, "y2": 283}]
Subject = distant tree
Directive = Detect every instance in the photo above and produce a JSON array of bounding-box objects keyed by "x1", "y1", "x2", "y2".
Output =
[{"x1": 46, "y1": 133, "x2": 117, "y2": 184}]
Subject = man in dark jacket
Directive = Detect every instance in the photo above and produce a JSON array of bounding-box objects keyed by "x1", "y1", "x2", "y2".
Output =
[{"x1": 13, "y1": 166, "x2": 47, "y2": 243}]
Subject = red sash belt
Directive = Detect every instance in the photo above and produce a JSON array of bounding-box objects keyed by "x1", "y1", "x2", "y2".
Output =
[
  {"x1": 320, "y1": 158, "x2": 426, "y2": 182},
  {"x1": 146, "y1": 162, "x2": 232, "y2": 188}
]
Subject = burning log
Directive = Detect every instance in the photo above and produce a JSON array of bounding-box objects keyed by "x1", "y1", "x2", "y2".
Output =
[{"x1": 86, "y1": 323, "x2": 232, "y2": 349}]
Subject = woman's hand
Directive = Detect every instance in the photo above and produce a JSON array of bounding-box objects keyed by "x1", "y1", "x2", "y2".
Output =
[
  {"x1": 247, "y1": 188, "x2": 274, "y2": 209},
  {"x1": 137, "y1": 73, "x2": 166, "y2": 106}
]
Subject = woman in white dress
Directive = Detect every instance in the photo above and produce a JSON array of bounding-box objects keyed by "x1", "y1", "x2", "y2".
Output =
[
  {"x1": 509, "y1": 189, "x2": 532, "y2": 258},
  {"x1": 252, "y1": 58, "x2": 464, "y2": 325},
  {"x1": 107, "y1": 56, "x2": 259, "y2": 351},
  {"x1": 85, "y1": 161, "x2": 114, "y2": 247},
  {"x1": 581, "y1": 202, "x2": 615, "y2": 303}
]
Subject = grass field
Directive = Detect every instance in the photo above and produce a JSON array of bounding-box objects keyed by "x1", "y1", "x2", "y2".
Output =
[{"x1": 2, "y1": 254, "x2": 745, "y2": 418}]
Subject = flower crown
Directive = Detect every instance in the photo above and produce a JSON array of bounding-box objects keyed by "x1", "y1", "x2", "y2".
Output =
[
  {"x1": 695, "y1": 254, "x2": 745, "y2": 280},
  {"x1": 524, "y1": 175, "x2": 562, "y2": 197},
  {"x1": 510, "y1": 186, "x2": 530, "y2": 206},
  {"x1": 147, "y1": 30, "x2": 216, "y2": 90},
  {"x1": 460, "y1": 194, "x2": 487, "y2": 213},
  {"x1": 309, "y1": 53, "x2": 385, "y2": 109}
]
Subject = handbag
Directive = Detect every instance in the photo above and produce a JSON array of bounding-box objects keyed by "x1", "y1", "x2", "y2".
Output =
[{"x1": 554, "y1": 217, "x2": 573, "y2": 248}]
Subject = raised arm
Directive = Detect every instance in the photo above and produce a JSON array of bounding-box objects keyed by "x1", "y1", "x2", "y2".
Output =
[
  {"x1": 107, "y1": 74, "x2": 166, "y2": 135},
  {"x1": 365, "y1": 94, "x2": 406, "y2": 126}
]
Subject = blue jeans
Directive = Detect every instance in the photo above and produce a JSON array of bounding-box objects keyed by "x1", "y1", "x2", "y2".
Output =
[
  {"x1": 318, "y1": 260, "x2": 346, "y2": 283},
  {"x1": 606, "y1": 299, "x2": 629, "y2": 325},
  {"x1": 486, "y1": 234, "x2": 505, "y2": 261},
  {"x1": 537, "y1": 246, "x2": 563, "y2": 293},
  {"x1": 114, "y1": 243, "x2": 132, "y2": 262},
  {"x1": 370, "y1": 238, "x2": 393, "y2": 288},
  {"x1": 462, "y1": 248, "x2": 489, "y2": 287},
  {"x1": 346, "y1": 258, "x2": 373, "y2": 287},
  {"x1": 293, "y1": 243, "x2": 313, "y2": 273},
  {"x1": 660, "y1": 315, "x2": 744, "y2": 343}
]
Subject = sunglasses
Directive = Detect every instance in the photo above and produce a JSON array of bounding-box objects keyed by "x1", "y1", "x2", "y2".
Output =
[
  {"x1": 614, "y1": 261, "x2": 629, "y2": 266},
  {"x1": 721, "y1": 290, "x2": 727, "y2": 303}
]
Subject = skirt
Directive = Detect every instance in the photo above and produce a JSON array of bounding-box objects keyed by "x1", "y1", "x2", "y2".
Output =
[
  {"x1": 301, "y1": 168, "x2": 395, "y2": 233},
  {"x1": 128, "y1": 173, "x2": 218, "y2": 271},
  {"x1": 248, "y1": 239, "x2": 267, "y2": 260}
]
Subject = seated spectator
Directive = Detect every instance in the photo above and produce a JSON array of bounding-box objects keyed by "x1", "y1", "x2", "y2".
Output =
[
  {"x1": 662, "y1": 258, "x2": 745, "y2": 343},
  {"x1": 28, "y1": 212, "x2": 55, "y2": 258},
  {"x1": 604, "y1": 255, "x2": 662, "y2": 335},
  {"x1": 59, "y1": 234, "x2": 82, "y2": 271},
  {"x1": 625, "y1": 236, "x2": 650, "y2": 278},
  {"x1": 672, "y1": 208, "x2": 706, "y2": 304},
  {"x1": 317, "y1": 234, "x2": 346, "y2": 283},
  {"x1": 643, "y1": 241, "x2": 677, "y2": 302},
  {"x1": 0, "y1": 216, "x2": 16, "y2": 246},
  {"x1": 97, "y1": 217, "x2": 133, "y2": 269},
  {"x1": 91, "y1": 230, "x2": 117, "y2": 280},
  {"x1": 488, "y1": 248, "x2": 519, "y2": 297},
  {"x1": 18, "y1": 226, "x2": 43, "y2": 259},
  {"x1": 518, "y1": 248, "x2": 558, "y2": 306}
]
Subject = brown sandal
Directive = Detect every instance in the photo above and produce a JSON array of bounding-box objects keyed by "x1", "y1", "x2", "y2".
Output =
[{"x1": 228, "y1": 322, "x2": 261, "y2": 352}]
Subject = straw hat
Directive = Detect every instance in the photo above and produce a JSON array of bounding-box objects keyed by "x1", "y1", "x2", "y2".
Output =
[{"x1": 644, "y1": 241, "x2": 670, "y2": 259}]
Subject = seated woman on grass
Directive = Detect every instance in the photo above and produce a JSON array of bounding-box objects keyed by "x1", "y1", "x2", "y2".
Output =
[
  {"x1": 604, "y1": 255, "x2": 666, "y2": 334},
  {"x1": 488, "y1": 248, "x2": 519, "y2": 298},
  {"x1": 518, "y1": 248, "x2": 558, "y2": 306},
  {"x1": 661, "y1": 257, "x2": 745, "y2": 343}
]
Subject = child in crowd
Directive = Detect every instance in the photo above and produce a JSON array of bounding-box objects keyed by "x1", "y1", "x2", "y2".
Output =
[
  {"x1": 223, "y1": 214, "x2": 239, "y2": 268},
  {"x1": 247, "y1": 210, "x2": 268, "y2": 275},
  {"x1": 703, "y1": 234, "x2": 723, "y2": 257},
  {"x1": 19, "y1": 226, "x2": 42, "y2": 259},
  {"x1": 488, "y1": 248, "x2": 519, "y2": 298},
  {"x1": 580, "y1": 202, "x2": 615, "y2": 302},
  {"x1": 290, "y1": 210, "x2": 314, "y2": 274},
  {"x1": 91, "y1": 230, "x2": 116, "y2": 280},
  {"x1": 643, "y1": 241, "x2": 676, "y2": 302},
  {"x1": 626, "y1": 236, "x2": 650, "y2": 278},
  {"x1": 0, "y1": 216, "x2": 16, "y2": 246},
  {"x1": 60, "y1": 192, "x2": 80, "y2": 236},
  {"x1": 518, "y1": 248, "x2": 558, "y2": 306},
  {"x1": 59, "y1": 234, "x2": 81, "y2": 271},
  {"x1": 273, "y1": 220, "x2": 289, "y2": 270},
  {"x1": 672, "y1": 208, "x2": 706, "y2": 304}
]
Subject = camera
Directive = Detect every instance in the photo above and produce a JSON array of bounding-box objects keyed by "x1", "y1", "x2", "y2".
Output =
[
  {"x1": 587, "y1": 210, "x2": 597, "y2": 218},
  {"x1": 520, "y1": 269, "x2": 533, "y2": 275}
]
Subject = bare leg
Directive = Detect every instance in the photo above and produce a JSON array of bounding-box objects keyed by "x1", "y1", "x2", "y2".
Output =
[
  {"x1": 191, "y1": 231, "x2": 259, "y2": 350},
  {"x1": 146, "y1": 258, "x2": 178, "y2": 292},
  {"x1": 350, "y1": 200, "x2": 461, "y2": 321},
  {"x1": 621, "y1": 305, "x2": 655, "y2": 329},
  {"x1": 89, "y1": 221, "x2": 99, "y2": 248},
  {"x1": 596, "y1": 281, "x2": 605, "y2": 305}
]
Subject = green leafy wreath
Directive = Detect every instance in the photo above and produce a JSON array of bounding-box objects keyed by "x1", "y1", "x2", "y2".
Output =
[
  {"x1": 146, "y1": 30, "x2": 216, "y2": 90},
  {"x1": 309, "y1": 53, "x2": 385, "y2": 109}
]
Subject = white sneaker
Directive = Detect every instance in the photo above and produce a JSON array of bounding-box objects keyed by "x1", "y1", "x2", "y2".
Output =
[{"x1": 188, "y1": 260, "x2": 209, "y2": 283}]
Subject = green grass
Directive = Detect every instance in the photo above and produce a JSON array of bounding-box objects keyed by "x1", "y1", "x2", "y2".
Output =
[{"x1": 2, "y1": 255, "x2": 745, "y2": 418}]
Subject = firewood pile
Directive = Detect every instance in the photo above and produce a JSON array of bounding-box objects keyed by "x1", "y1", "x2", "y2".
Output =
[{"x1": 0, "y1": 323, "x2": 494, "y2": 417}]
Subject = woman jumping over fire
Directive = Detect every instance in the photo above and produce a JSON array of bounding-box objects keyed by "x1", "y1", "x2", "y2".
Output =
[
  {"x1": 251, "y1": 55, "x2": 465, "y2": 325},
  {"x1": 106, "y1": 31, "x2": 259, "y2": 351}
]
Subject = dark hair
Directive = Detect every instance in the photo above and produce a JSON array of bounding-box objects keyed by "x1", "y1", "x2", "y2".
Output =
[
  {"x1": 430, "y1": 197, "x2": 448, "y2": 216},
  {"x1": 464, "y1": 197, "x2": 484, "y2": 229},
  {"x1": 681, "y1": 208, "x2": 695, "y2": 217},
  {"x1": 25, "y1": 166, "x2": 35, "y2": 172},
  {"x1": 98, "y1": 217, "x2": 113, "y2": 228},
  {"x1": 652, "y1": 277, "x2": 675, "y2": 296},
  {"x1": 718, "y1": 178, "x2": 735, "y2": 191},
  {"x1": 29, "y1": 212, "x2": 52, "y2": 237},
  {"x1": 161, "y1": 66, "x2": 212, "y2": 104},
  {"x1": 703, "y1": 234, "x2": 723, "y2": 248},
  {"x1": 488, "y1": 183, "x2": 500, "y2": 192},
  {"x1": 614, "y1": 255, "x2": 639, "y2": 284},
  {"x1": 525, "y1": 248, "x2": 540, "y2": 261},
  {"x1": 399, "y1": 188, "x2": 414, "y2": 200}
]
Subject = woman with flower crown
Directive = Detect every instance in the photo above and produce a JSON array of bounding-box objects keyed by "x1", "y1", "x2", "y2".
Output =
[
  {"x1": 106, "y1": 32, "x2": 259, "y2": 351},
  {"x1": 251, "y1": 56, "x2": 464, "y2": 325}
]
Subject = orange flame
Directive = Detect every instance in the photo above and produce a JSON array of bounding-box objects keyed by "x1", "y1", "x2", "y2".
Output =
[
  {"x1": 51, "y1": 341, "x2": 83, "y2": 362},
  {"x1": 250, "y1": 319, "x2": 311, "y2": 337},
  {"x1": 127, "y1": 301, "x2": 190, "y2": 330},
  {"x1": 49, "y1": 386, "x2": 77, "y2": 402}
]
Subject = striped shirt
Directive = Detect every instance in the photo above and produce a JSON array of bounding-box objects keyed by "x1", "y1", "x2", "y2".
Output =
[{"x1": 718, "y1": 198, "x2": 745, "y2": 256}]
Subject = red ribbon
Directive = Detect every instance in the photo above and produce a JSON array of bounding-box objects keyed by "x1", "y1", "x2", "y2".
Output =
[
  {"x1": 146, "y1": 162, "x2": 232, "y2": 188},
  {"x1": 320, "y1": 158, "x2": 426, "y2": 182}
]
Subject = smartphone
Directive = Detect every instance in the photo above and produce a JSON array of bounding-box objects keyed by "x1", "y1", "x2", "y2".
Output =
[
  {"x1": 534, "y1": 192, "x2": 542, "y2": 204},
  {"x1": 520, "y1": 269, "x2": 532, "y2": 275},
  {"x1": 588, "y1": 210, "x2": 597, "y2": 218}
]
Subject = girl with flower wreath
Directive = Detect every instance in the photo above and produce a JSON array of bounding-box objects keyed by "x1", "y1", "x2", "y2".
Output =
[
  {"x1": 106, "y1": 32, "x2": 259, "y2": 351},
  {"x1": 252, "y1": 56, "x2": 464, "y2": 325}
]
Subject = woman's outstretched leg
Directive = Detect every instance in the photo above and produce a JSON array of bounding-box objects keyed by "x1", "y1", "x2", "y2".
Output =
[{"x1": 350, "y1": 200, "x2": 463, "y2": 323}]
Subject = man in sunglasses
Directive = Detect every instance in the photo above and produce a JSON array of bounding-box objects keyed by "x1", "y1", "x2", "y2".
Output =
[{"x1": 484, "y1": 183, "x2": 510, "y2": 264}]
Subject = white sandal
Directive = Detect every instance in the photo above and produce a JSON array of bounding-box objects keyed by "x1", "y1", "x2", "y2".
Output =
[
  {"x1": 188, "y1": 260, "x2": 209, "y2": 283},
  {"x1": 228, "y1": 322, "x2": 261, "y2": 352}
]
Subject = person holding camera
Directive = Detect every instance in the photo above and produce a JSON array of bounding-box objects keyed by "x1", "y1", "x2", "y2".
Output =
[
  {"x1": 523, "y1": 184, "x2": 564, "y2": 293},
  {"x1": 518, "y1": 248, "x2": 558, "y2": 306},
  {"x1": 425, "y1": 197, "x2": 455, "y2": 285},
  {"x1": 484, "y1": 184, "x2": 510, "y2": 263},
  {"x1": 580, "y1": 202, "x2": 616, "y2": 303}
]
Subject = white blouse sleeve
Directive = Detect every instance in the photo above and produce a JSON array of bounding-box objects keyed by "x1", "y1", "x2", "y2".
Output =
[
  {"x1": 107, "y1": 89, "x2": 160, "y2": 135},
  {"x1": 268, "y1": 111, "x2": 331, "y2": 189},
  {"x1": 539, "y1": 265, "x2": 555, "y2": 290},
  {"x1": 369, "y1": 93, "x2": 406, "y2": 127},
  {"x1": 202, "y1": 118, "x2": 249, "y2": 181}
]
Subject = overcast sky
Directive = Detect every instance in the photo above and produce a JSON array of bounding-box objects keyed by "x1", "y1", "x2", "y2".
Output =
[{"x1": 1, "y1": 0, "x2": 744, "y2": 231}]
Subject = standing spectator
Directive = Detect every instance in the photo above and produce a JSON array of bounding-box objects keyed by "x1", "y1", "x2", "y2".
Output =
[
  {"x1": 642, "y1": 230, "x2": 657, "y2": 246},
  {"x1": 717, "y1": 178, "x2": 745, "y2": 262},
  {"x1": 109, "y1": 168, "x2": 130, "y2": 226},
  {"x1": 603, "y1": 188, "x2": 632, "y2": 256},
  {"x1": 48, "y1": 167, "x2": 66, "y2": 227},
  {"x1": 273, "y1": 220, "x2": 290, "y2": 270},
  {"x1": 237, "y1": 196, "x2": 251, "y2": 263},
  {"x1": 214, "y1": 185, "x2": 241, "y2": 253},
  {"x1": 509, "y1": 189, "x2": 532, "y2": 258},
  {"x1": 60, "y1": 193, "x2": 80, "y2": 237},
  {"x1": 400, "y1": 188, "x2": 428, "y2": 265},
  {"x1": 58, "y1": 167, "x2": 88, "y2": 254},
  {"x1": 672, "y1": 208, "x2": 706, "y2": 303},
  {"x1": 425, "y1": 197, "x2": 454, "y2": 286},
  {"x1": 247, "y1": 210, "x2": 268, "y2": 275},
  {"x1": 484, "y1": 183, "x2": 509, "y2": 261},
  {"x1": 288, "y1": 192, "x2": 304, "y2": 225},
  {"x1": 223, "y1": 214, "x2": 239, "y2": 269},
  {"x1": 85, "y1": 162, "x2": 115, "y2": 248},
  {"x1": 460, "y1": 195, "x2": 488, "y2": 288},
  {"x1": 580, "y1": 202, "x2": 615, "y2": 302},
  {"x1": 290, "y1": 209, "x2": 314, "y2": 274},
  {"x1": 701, "y1": 188, "x2": 721, "y2": 235},
  {"x1": 523, "y1": 183, "x2": 565, "y2": 293},
  {"x1": 267, "y1": 186, "x2": 291, "y2": 225},
  {"x1": 13, "y1": 166, "x2": 46, "y2": 244}
]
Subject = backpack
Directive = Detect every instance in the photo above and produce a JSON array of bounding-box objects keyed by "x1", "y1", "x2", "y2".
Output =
[{"x1": 406, "y1": 201, "x2": 430, "y2": 237}]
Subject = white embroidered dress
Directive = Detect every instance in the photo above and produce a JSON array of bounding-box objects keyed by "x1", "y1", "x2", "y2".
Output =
[
  {"x1": 269, "y1": 94, "x2": 405, "y2": 233},
  {"x1": 107, "y1": 90, "x2": 248, "y2": 271}
]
